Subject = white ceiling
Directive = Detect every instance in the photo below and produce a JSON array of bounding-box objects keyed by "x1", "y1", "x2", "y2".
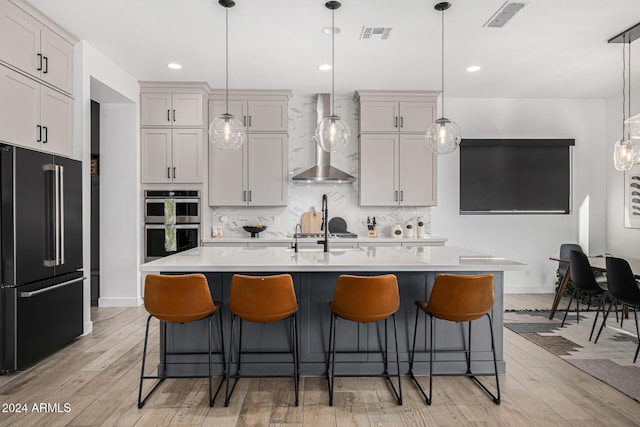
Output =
[{"x1": 26, "y1": 0, "x2": 640, "y2": 99}]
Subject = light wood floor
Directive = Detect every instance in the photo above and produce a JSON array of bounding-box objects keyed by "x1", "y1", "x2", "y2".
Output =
[{"x1": 0, "y1": 293, "x2": 638, "y2": 426}]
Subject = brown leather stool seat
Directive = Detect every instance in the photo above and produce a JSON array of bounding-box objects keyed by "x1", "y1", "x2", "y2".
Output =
[
  {"x1": 138, "y1": 273, "x2": 225, "y2": 408},
  {"x1": 327, "y1": 274, "x2": 402, "y2": 406},
  {"x1": 409, "y1": 273, "x2": 500, "y2": 405},
  {"x1": 225, "y1": 274, "x2": 299, "y2": 407}
]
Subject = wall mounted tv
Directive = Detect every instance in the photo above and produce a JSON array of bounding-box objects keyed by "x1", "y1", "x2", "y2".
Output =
[{"x1": 459, "y1": 139, "x2": 574, "y2": 214}]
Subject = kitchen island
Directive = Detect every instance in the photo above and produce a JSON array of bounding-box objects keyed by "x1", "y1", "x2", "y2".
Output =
[{"x1": 139, "y1": 245, "x2": 526, "y2": 377}]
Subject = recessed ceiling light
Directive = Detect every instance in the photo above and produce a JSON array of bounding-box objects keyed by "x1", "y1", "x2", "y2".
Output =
[
  {"x1": 318, "y1": 64, "x2": 332, "y2": 71},
  {"x1": 167, "y1": 63, "x2": 182, "y2": 70},
  {"x1": 466, "y1": 65, "x2": 481, "y2": 72},
  {"x1": 323, "y1": 26, "x2": 341, "y2": 35}
]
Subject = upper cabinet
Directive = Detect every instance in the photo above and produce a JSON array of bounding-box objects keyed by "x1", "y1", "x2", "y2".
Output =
[
  {"x1": 0, "y1": 0, "x2": 74, "y2": 95},
  {"x1": 209, "y1": 90, "x2": 289, "y2": 133},
  {"x1": 140, "y1": 92, "x2": 205, "y2": 127},
  {"x1": 355, "y1": 90, "x2": 439, "y2": 207},
  {"x1": 0, "y1": 0, "x2": 76, "y2": 157},
  {"x1": 139, "y1": 82, "x2": 209, "y2": 184},
  {"x1": 208, "y1": 89, "x2": 291, "y2": 206}
]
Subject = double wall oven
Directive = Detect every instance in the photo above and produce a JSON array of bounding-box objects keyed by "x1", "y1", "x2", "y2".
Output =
[{"x1": 144, "y1": 190, "x2": 200, "y2": 262}]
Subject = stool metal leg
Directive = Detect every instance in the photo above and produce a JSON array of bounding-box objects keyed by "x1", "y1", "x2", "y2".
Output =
[
  {"x1": 291, "y1": 314, "x2": 299, "y2": 406},
  {"x1": 329, "y1": 313, "x2": 337, "y2": 406},
  {"x1": 224, "y1": 315, "x2": 238, "y2": 407},
  {"x1": 138, "y1": 315, "x2": 166, "y2": 408},
  {"x1": 392, "y1": 313, "x2": 402, "y2": 405},
  {"x1": 427, "y1": 314, "x2": 434, "y2": 405}
]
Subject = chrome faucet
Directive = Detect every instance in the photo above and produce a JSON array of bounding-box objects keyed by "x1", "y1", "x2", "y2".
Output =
[{"x1": 317, "y1": 194, "x2": 329, "y2": 252}]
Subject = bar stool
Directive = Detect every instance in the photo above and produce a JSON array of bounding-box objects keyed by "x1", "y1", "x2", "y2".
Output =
[
  {"x1": 327, "y1": 274, "x2": 402, "y2": 406},
  {"x1": 225, "y1": 274, "x2": 299, "y2": 406},
  {"x1": 409, "y1": 273, "x2": 500, "y2": 405},
  {"x1": 138, "y1": 273, "x2": 225, "y2": 408}
]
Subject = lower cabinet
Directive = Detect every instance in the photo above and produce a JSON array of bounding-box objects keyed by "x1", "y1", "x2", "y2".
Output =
[
  {"x1": 209, "y1": 133, "x2": 288, "y2": 206},
  {"x1": 0, "y1": 64, "x2": 72, "y2": 156},
  {"x1": 141, "y1": 128, "x2": 204, "y2": 184}
]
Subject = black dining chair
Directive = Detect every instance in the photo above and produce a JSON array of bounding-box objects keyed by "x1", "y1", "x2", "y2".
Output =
[
  {"x1": 549, "y1": 244, "x2": 583, "y2": 319},
  {"x1": 561, "y1": 250, "x2": 609, "y2": 341},
  {"x1": 595, "y1": 257, "x2": 640, "y2": 363}
]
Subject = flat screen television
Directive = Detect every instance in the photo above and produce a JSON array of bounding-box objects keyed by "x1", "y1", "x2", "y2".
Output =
[{"x1": 459, "y1": 139, "x2": 574, "y2": 214}]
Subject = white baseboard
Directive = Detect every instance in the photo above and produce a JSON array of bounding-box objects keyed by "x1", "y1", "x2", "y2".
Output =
[
  {"x1": 82, "y1": 321, "x2": 93, "y2": 336},
  {"x1": 98, "y1": 297, "x2": 143, "y2": 307},
  {"x1": 505, "y1": 284, "x2": 555, "y2": 294}
]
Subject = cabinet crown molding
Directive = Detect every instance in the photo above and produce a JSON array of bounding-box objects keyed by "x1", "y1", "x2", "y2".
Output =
[
  {"x1": 354, "y1": 90, "x2": 439, "y2": 103},
  {"x1": 139, "y1": 81, "x2": 211, "y2": 94},
  {"x1": 8, "y1": 0, "x2": 78, "y2": 44},
  {"x1": 208, "y1": 89, "x2": 292, "y2": 101}
]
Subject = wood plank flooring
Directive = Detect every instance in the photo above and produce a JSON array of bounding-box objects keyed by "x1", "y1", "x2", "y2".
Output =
[{"x1": 0, "y1": 294, "x2": 638, "y2": 426}]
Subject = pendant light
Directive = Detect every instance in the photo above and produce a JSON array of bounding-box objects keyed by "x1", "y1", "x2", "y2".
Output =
[
  {"x1": 426, "y1": 2, "x2": 461, "y2": 155},
  {"x1": 209, "y1": 0, "x2": 246, "y2": 150},
  {"x1": 315, "y1": 1, "x2": 350, "y2": 153},
  {"x1": 613, "y1": 33, "x2": 640, "y2": 170}
]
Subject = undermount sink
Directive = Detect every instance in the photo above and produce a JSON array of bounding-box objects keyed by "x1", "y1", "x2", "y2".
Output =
[{"x1": 285, "y1": 247, "x2": 364, "y2": 253}]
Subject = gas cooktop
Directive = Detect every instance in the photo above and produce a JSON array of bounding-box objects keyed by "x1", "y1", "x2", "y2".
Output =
[{"x1": 294, "y1": 232, "x2": 358, "y2": 239}]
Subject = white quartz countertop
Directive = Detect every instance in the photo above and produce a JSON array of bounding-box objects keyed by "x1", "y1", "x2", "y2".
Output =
[
  {"x1": 200, "y1": 236, "x2": 448, "y2": 244},
  {"x1": 140, "y1": 245, "x2": 527, "y2": 273}
]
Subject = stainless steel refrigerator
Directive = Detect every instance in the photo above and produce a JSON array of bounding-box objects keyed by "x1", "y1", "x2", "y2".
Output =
[{"x1": 0, "y1": 144, "x2": 84, "y2": 372}]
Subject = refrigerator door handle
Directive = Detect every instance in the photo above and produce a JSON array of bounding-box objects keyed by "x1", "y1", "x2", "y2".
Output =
[
  {"x1": 43, "y1": 164, "x2": 58, "y2": 267},
  {"x1": 59, "y1": 165, "x2": 64, "y2": 265},
  {"x1": 19, "y1": 276, "x2": 86, "y2": 298}
]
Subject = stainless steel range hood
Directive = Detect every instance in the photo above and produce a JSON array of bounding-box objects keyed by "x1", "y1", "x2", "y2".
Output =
[{"x1": 292, "y1": 94, "x2": 355, "y2": 183}]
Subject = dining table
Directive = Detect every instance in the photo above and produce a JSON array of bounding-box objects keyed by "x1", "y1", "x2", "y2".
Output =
[{"x1": 548, "y1": 255, "x2": 640, "y2": 320}]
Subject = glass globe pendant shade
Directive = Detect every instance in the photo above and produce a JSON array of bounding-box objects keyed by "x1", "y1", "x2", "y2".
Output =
[
  {"x1": 209, "y1": 113, "x2": 246, "y2": 150},
  {"x1": 624, "y1": 113, "x2": 640, "y2": 139},
  {"x1": 613, "y1": 138, "x2": 640, "y2": 171},
  {"x1": 426, "y1": 117, "x2": 461, "y2": 155},
  {"x1": 316, "y1": 115, "x2": 350, "y2": 152}
]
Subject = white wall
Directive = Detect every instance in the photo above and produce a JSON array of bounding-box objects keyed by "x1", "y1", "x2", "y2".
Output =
[
  {"x1": 431, "y1": 98, "x2": 607, "y2": 293},
  {"x1": 605, "y1": 91, "x2": 640, "y2": 256},
  {"x1": 75, "y1": 41, "x2": 141, "y2": 323}
]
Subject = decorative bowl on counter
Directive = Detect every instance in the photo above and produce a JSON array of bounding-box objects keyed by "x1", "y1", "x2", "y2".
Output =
[{"x1": 243, "y1": 225, "x2": 267, "y2": 237}]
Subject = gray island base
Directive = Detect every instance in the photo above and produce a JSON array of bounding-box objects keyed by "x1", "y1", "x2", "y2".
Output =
[{"x1": 139, "y1": 246, "x2": 526, "y2": 377}]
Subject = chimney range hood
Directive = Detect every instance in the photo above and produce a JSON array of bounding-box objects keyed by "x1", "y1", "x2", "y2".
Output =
[{"x1": 291, "y1": 94, "x2": 355, "y2": 183}]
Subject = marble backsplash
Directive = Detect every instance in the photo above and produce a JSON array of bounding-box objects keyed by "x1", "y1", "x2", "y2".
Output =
[{"x1": 207, "y1": 94, "x2": 431, "y2": 239}]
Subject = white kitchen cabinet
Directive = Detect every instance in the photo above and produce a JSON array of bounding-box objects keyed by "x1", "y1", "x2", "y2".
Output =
[
  {"x1": 209, "y1": 134, "x2": 288, "y2": 206},
  {"x1": 356, "y1": 90, "x2": 438, "y2": 207},
  {"x1": 0, "y1": 0, "x2": 74, "y2": 94},
  {"x1": 0, "y1": 64, "x2": 73, "y2": 156},
  {"x1": 140, "y1": 92, "x2": 205, "y2": 127},
  {"x1": 359, "y1": 133, "x2": 436, "y2": 207},
  {"x1": 359, "y1": 100, "x2": 434, "y2": 133},
  {"x1": 209, "y1": 98, "x2": 288, "y2": 132},
  {"x1": 141, "y1": 128, "x2": 204, "y2": 184}
]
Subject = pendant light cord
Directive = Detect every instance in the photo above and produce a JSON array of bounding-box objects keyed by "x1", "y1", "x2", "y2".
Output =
[
  {"x1": 225, "y1": 6, "x2": 229, "y2": 115},
  {"x1": 622, "y1": 34, "x2": 627, "y2": 139},
  {"x1": 628, "y1": 38, "x2": 631, "y2": 139},
  {"x1": 441, "y1": 8, "x2": 445, "y2": 117},
  {"x1": 331, "y1": 7, "x2": 335, "y2": 116}
]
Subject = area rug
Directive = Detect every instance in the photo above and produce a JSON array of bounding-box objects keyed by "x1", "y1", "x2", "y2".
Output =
[{"x1": 504, "y1": 309, "x2": 640, "y2": 402}]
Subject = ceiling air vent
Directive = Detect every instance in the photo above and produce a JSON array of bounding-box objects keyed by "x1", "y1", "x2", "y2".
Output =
[
  {"x1": 483, "y1": 2, "x2": 526, "y2": 28},
  {"x1": 359, "y1": 26, "x2": 392, "y2": 40}
]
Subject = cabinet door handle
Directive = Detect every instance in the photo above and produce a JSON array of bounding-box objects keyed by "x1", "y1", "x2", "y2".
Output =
[
  {"x1": 43, "y1": 126, "x2": 48, "y2": 143},
  {"x1": 394, "y1": 116, "x2": 398, "y2": 128},
  {"x1": 400, "y1": 116, "x2": 404, "y2": 128},
  {"x1": 172, "y1": 109, "x2": 176, "y2": 122},
  {"x1": 167, "y1": 110, "x2": 171, "y2": 122},
  {"x1": 243, "y1": 190, "x2": 246, "y2": 201},
  {"x1": 400, "y1": 190, "x2": 404, "y2": 201},
  {"x1": 395, "y1": 190, "x2": 398, "y2": 201},
  {"x1": 248, "y1": 116, "x2": 252, "y2": 127},
  {"x1": 248, "y1": 190, "x2": 252, "y2": 202},
  {"x1": 37, "y1": 53, "x2": 43, "y2": 71},
  {"x1": 37, "y1": 125, "x2": 42, "y2": 142},
  {"x1": 167, "y1": 167, "x2": 171, "y2": 179},
  {"x1": 173, "y1": 167, "x2": 176, "y2": 179},
  {"x1": 42, "y1": 56, "x2": 48, "y2": 74},
  {"x1": 243, "y1": 115, "x2": 246, "y2": 126}
]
